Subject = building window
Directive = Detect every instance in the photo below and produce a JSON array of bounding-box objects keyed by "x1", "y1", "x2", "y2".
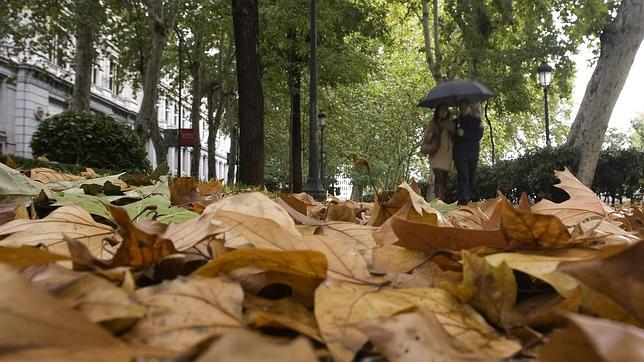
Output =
[
  {"x1": 108, "y1": 59, "x2": 118, "y2": 94},
  {"x1": 48, "y1": 34, "x2": 66, "y2": 68},
  {"x1": 92, "y1": 65, "x2": 99, "y2": 85}
]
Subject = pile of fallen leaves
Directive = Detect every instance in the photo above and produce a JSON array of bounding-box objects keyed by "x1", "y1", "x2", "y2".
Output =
[{"x1": 0, "y1": 161, "x2": 643, "y2": 362}]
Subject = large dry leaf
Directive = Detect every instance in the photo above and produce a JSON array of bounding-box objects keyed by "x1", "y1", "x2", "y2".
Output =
[
  {"x1": 244, "y1": 295, "x2": 323, "y2": 342},
  {"x1": 360, "y1": 309, "x2": 514, "y2": 362},
  {"x1": 540, "y1": 313, "x2": 644, "y2": 362},
  {"x1": 275, "y1": 198, "x2": 324, "y2": 226},
  {"x1": 193, "y1": 249, "x2": 327, "y2": 280},
  {"x1": 326, "y1": 204, "x2": 358, "y2": 223},
  {"x1": 0, "y1": 204, "x2": 114, "y2": 258},
  {"x1": 233, "y1": 270, "x2": 321, "y2": 308},
  {"x1": 448, "y1": 251, "x2": 517, "y2": 327},
  {"x1": 392, "y1": 216, "x2": 507, "y2": 254},
  {"x1": 279, "y1": 194, "x2": 309, "y2": 216},
  {"x1": 50, "y1": 273, "x2": 146, "y2": 330},
  {"x1": 368, "y1": 182, "x2": 447, "y2": 227},
  {"x1": 558, "y1": 241, "x2": 644, "y2": 322},
  {"x1": 500, "y1": 198, "x2": 574, "y2": 249},
  {"x1": 532, "y1": 168, "x2": 617, "y2": 225},
  {"x1": 371, "y1": 245, "x2": 429, "y2": 274},
  {"x1": 0, "y1": 345, "x2": 170, "y2": 362},
  {"x1": 205, "y1": 192, "x2": 299, "y2": 237},
  {"x1": 314, "y1": 222, "x2": 378, "y2": 251},
  {"x1": 0, "y1": 263, "x2": 120, "y2": 349},
  {"x1": 163, "y1": 211, "x2": 226, "y2": 251},
  {"x1": 314, "y1": 279, "x2": 521, "y2": 362},
  {"x1": 108, "y1": 205, "x2": 177, "y2": 269},
  {"x1": 169, "y1": 176, "x2": 200, "y2": 206},
  {"x1": 0, "y1": 246, "x2": 69, "y2": 268},
  {"x1": 27, "y1": 167, "x2": 85, "y2": 183},
  {"x1": 0, "y1": 203, "x2": 29, "y2": 226},
  {"x1": 215, "y1": 212, "x2": 373, "y2": 283},
  {"x1": 195, "y1": 329, "x2": 317, "y2": 362},
  {"x1": 125, "y1": 276, "x2": 244, "y2": 351}
]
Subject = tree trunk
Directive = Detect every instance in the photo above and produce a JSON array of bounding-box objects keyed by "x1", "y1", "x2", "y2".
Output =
[
  {"x1": 69, "y1": 0, "x2": 100, "y2": 111},
  {"x1": 189, "y1": 58, "x2": 203, "y2": 178},
  {"x1": 567, "y1": 0, "x2": 644, "y2": 186},
  {"x1": 207, "y1": 89, "x2": 226, "y2": 180},
  {"x1": 136, "y1": 0, "x2": 179, "y2": 165},
  {"x1": 231, "y1": 0, "x2": 264, "y2": 186},
  {"x1": 420, "y1": 0, "x2": 442, "y2": 83},
  {"x1": 227, "y1": 123, "x2": 239, "y2": 184},
  {"x1": 287, "y1": 30, "x2": 303, "y2": 192},
  {"x1": 350, "y1": 183, "x2": 363, "y2": 202}
]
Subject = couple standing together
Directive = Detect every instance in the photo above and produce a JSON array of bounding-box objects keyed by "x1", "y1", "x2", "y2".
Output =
[{"x1": 421, "y1": 99, "x2": 483, "y2": 205}]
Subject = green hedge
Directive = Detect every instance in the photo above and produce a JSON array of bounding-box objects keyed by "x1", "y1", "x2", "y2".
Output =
[
  {"x1": 443, "y1": 146, "x2": 642, "y2": 204},
  {"x1": 31, "y1": 111, "x2": 150, "y2": 172}
]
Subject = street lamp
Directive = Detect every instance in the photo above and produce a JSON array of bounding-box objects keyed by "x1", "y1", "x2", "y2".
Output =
[
  {"x1": 318, "y1": 112, "x2": 326, "y2": 196},
  {"x1": 537, "y1": 62, "x2": 553, "y2": 147}
]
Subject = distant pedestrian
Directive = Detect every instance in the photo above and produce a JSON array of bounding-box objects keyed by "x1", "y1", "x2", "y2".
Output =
[
  {"x1": 421, "y1": 103, "x2": 455, "y2": 201},
  {"x1": 453, "y1": 99, "x2": 483, "y2": 205}
]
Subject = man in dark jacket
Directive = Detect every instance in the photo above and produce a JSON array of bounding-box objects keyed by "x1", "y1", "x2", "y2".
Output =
[{"x1": 453, "y1": 99, "x2": 483, "y2": 205}]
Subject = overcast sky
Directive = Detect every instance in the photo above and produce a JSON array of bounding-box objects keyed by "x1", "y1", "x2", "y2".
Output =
[{"x1": 572, "y1": 42, "x2": 644, "y2": 131}]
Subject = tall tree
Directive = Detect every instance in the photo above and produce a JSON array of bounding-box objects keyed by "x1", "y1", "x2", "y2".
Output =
[
  {"x1": 567, "y1": 0, "x2": 644, "y2": 185},
  {"x1": 231, "y1": 0, "x2": 264, "y2": 185}
]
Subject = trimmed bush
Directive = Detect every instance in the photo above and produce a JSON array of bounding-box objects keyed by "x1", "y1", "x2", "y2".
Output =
[{"x1": 31, "y1": 111, "x2": 150, "y2": 172}]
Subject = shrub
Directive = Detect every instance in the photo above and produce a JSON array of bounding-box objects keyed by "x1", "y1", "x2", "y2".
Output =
[{"x1": 31, "y1": 111, "x2": 150, "y2": 172}]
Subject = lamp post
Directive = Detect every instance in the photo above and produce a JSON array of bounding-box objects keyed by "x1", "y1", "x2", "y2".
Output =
[
  {"x1": 537, "y1": 63, "x2": 553, "y2": 147},
  {"x1": 175, "y1": 25, "x2": 185, "y2": 176},
  {"x1": 303, "y1": 0, "x2": 324, "y2": 200},
  {"x1": 318, "y1": 112, "x2": 326, "y2": 196}
]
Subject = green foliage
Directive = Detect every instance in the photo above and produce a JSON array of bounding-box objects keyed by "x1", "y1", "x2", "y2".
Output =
[
  {"x1": 593, "y1": 148, "x2": 644, "y2": 204},
  {"x1": 31, "y1": 111, "x2": 150, "y2": 172}
]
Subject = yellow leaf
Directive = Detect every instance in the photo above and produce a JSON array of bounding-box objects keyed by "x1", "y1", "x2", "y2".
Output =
[
  {"x1": 193, "y1": 249, "x2": 327, "y2": 280},
  {"x1": 0, "y1": 246, "x2": 69, "y2": 268}
]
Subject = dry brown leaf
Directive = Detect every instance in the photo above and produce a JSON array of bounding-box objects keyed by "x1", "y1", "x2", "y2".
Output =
[
  {"x1": 540, "y1": 313, "x2": 644, "y2": 362},
  {"x1": 558, "y1": 241, "x2": 644, "y2": 322},
  {"x1": 275, "y1": 198, "x2": 324, "y2": 226},
  {"x1": 169, "y1": 176, "x2": 200, "y2": 206},
  {"x1": 518, "y1": 192, "x2": 530, "y2": 211},
  {"x1": 383, "y1": 262, "x2": 462, "y2": 289},
  {"x1": 195, "y1": 329, "x2": 317, "y2": 362},
  {"x1": 27, "y1": 167, "x2": 86, "y2": 183},
  {"x1": 109, "y1": 205, "x2": 177, "y2": 269},
  {"x1": 360, "y1": 309, "x2": 515, "y2": 362},
  {"x1": 0, "y1": 203, "x2": 28, "y2": 226},
  {"x1": 326, "y1": 204, "x2": 358, "y2": 223},
  {"x1": 0, "y1": 246, "x2": 69, "y2": 268},
  {"x1": 197, "y1": 179, "x2": 223, "y2": 196},
  {"x1": 214, "y1": 211, "x2": 303, "y2": 250},
  {"x1": 314, "y1": 222, "x2": 378, "y2": 267},
  {"x1": 532, "y1": 168, "x2": 618, "y2": 225},
  {"x1": 314, "y1": 279, "x2": 521, "y2": 362},
  {"x1": 279, "y1": 194, "x2": 309, "y2": 216},
  {"x1": 163, "y1": 211, "x2": 226, "y2": 251},
  {"x1": 0, "y1": 204, "x2": 115, "y2": 258},
  {"x1": 368, "y1": 182, "x2": 446, "y2": 227},
  {"x1": 291, "y1": 192, "x2": 317, "y2": 206},
  {"x1": 368, "y1": 188, "x2": 410, "y2": 227},
  {"x1": 371, "y1": 245, "x2": 429, "y2": 274},
  {"x1": 392, "y1": 216, "x2": 508, "y2": 254},
  {"x1": 499, "y1": 198, "x2": 574, "y2": 249},
  {"x1": 80, "y1": 168, "x2": 100, "y2": 178},
  {"x1": 0, "y1": 263, "x2": 121, "y2": 349},
  {"x1": 48, "y1": 273, "x2": 146, "y2": 332},
  {"x1": 0, "y1": 345, "x2": 171, "y2": 362},
  {"x1": 300, "y1": 235, "x2": 374, "y2": 284},
  {"x1": 125, "y1": 276, "x2": 244, "y2": 352},
  {"x1": 205, "y1": 192, "x2": 300, "y2": 246},
  {"x1": 193, "y1": 248, "x2": 327, "y2": 280},
  {"x1": 447, "y1": 251, "x2": 517, "y2": 327},
  {"x1": 244, "y1": 295, "x2": 323, "y2": 342},
  {"x1": 233, "y1": 270, "x2": 321, "y2": 308}
]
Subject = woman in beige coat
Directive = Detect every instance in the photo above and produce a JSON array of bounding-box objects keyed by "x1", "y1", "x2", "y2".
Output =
[{"x1": 421, "y1": 104, "x2": 455, "y2": 200}]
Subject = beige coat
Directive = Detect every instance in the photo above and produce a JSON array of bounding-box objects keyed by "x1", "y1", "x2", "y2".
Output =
[{"x1": 428, "y1": 118, "x2": 455, "y2": 171}]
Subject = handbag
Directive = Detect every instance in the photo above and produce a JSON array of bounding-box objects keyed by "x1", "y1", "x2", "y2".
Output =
[{"x1": 420, "y1": 120, "x2": 441, "y2": 156}]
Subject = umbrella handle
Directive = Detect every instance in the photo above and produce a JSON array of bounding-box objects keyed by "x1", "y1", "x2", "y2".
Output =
[{"x1": 485, "y1": 102, "x2": 495, "y2": 165}]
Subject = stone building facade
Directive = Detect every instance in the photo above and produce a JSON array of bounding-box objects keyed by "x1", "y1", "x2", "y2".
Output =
[{"x1": 0, "y1": 51, "x2": 233, "y2": 181}]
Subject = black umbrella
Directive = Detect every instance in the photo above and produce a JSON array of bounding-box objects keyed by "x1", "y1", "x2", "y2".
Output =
[{"x1": 417, "y1": 80, "x2": 494, "y2": 109}]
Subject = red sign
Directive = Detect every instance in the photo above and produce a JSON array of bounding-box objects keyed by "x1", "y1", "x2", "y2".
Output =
[{"x1": 179, "y1": 129, "x2": 196, "y2": 147}]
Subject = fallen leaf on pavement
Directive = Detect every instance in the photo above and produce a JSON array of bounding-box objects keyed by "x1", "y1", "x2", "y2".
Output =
[
  {"x1": 326, "y1": 204, "x2": 358, "y2": 223},
  {"x1": 0, "y1": 203, "x2": 29, "y2": 226},
  {"x1": 0, "y1": 246, "x2": 69, "y2": 268},
  {"x1": 125, "y1": 276, "x2": 244, "y2": 352},
  {"x1": 195, "y1": 329, "x2": 317, "y2": 362},
  {"x1": 244, "y1": 294, "x2": 323, "y2": 342},
  {"x1": 540, "y1": 313, "x2": 644, "y2": 362},
  {"x1": 27, "y1": 167, "x2": 86, "y2": 183},
  {"x1": 0, "y1": 204, "x2": 115, "y2": 258},
  {"x1": 500, "y1": 198, "x2": 574, "y2": 249}
]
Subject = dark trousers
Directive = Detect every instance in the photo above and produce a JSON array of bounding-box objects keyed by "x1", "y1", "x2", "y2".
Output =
[
  {"x1": 455, "y1": 159, "x2": 478, "y2": 205},
  {"x1": 432, "y1": 168, "x2": 449, "y2": 201}
]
